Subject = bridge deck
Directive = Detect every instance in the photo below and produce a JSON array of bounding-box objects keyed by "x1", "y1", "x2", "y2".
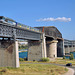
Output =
[{"x1": 0, "y1": 23, "x2": 41, "y2": 40}]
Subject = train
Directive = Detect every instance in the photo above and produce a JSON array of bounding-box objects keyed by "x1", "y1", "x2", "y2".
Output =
[{"x1": 0, "y1": 16, "x2": 41, "y2": 32}]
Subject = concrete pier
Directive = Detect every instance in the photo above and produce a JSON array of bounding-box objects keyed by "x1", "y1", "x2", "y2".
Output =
[
  {"x1": 65, "y1": 46, "x2": 70, "y2": 55},
  {"x1": 0, "y1": 40, "x2": 19, "y2": 67},
  {"x1": 46, "y1": 40, "x2": 58, "y2": 58},
  {"x1": 28, "y1": 34, "x2": 46, "y2": 61},
  {"x1": 57, "y1": 39, "x2": 64, "y2": 57}
]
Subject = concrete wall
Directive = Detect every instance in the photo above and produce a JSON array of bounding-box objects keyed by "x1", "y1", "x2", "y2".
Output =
[
  {"x1": 0, "y1": 40, "x2": 19, "y2": 67},
  {"x1": 28, "y1": 34, "x2": 46, "y2": 61},
  {"x1": 28, "y1": 41, "x2": 42, "y2": 61}
]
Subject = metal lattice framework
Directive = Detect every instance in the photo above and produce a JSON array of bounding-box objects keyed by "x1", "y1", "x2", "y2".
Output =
[{"x1": 0, "y1": 23, "x2": 41, "y2": 40}]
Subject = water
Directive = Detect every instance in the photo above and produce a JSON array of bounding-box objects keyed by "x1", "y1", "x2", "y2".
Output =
[
  {"x1": 19, "y1": 50, "x2": 75, "y2": 59},
  {"x1": 65, "y1": 52, "x2": 75, "y2": 59},
  {"x1": 19, "y1": 51, "x2": 28, "y2": 58},
  {"x1": 65, "y1": 56, "x2": 70, "y2": 59}
]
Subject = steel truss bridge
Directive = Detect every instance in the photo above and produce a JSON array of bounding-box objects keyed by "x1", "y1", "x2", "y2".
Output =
[{"x1": 0, "y1": 23, "x2": 41, "y2": 40}]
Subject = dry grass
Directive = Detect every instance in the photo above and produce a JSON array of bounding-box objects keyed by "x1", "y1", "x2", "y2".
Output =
[
  {"x1": 23, "y1": 58, "x2": 75, "y2": 65},
  {"x1": 49, "y1": 58, "x2": 75, "y2": 65},
  {"x1": 21, "y1": 58, "x2": 75, "y2": 65},
  {"x1": 0, "y1": 63, "x2": 68, "y2": 75}
]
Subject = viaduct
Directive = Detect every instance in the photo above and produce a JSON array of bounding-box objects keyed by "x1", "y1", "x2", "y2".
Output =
[
  {"x1": 64, "y1": 39, "x2": 75, "y2": 55},
  {"x1": 0, "y1": 22, "x2": 64, "y2": 67}
]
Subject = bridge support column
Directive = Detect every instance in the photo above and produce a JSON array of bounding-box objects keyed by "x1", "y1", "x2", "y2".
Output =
[
  {"x1": 46, "y1": 40, "x2": 58, "y2": 58},
  {"x1": 14, "y1": 41, "x2": 20, "y2": 68},
  {"x1": 65, "y1": 46, "x2": 70, "y2": 55},
  {"x1": 73, "y1": 45, "x2": 75, "y2": 52},
  {"x1": 0, "y1": 40, "x2": 19, "y2": 68},
  {"x1": 47, "y1": 39, "x2": 64, "y2": 58},
  {"x1": 57, "y1": 39, "x2": 64, "y2": 57},
  {"x1": 69, "y1": 46, "x2": 73, "y2": 52},
  {"x1": 28, "y1": 34, "x2": 46, "y2": 61},
  {"x1": 63, "y1": 40, "x2": 65, "y2": 56}
]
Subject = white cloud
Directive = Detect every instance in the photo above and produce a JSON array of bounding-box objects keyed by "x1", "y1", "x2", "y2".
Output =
[{"x1": 36, "y1": 17, "x2": 71, "y2": 22}]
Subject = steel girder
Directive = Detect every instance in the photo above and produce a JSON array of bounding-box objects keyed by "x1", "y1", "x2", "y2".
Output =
[{"x1": 0, "y1": 23, "x2": 41, "y2": 40}]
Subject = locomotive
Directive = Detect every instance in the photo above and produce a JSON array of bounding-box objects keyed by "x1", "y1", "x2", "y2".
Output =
[{"x1": 0, "y1": 16, "x2": 40, "y2": 32}]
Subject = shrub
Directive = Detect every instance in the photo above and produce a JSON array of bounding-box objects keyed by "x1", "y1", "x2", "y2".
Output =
[
  {"x1": 40, "y1": 58, "x2": 49, "y2": 62},
  {"x1": 24, "y1": 57, "x2": 27, "y2": 61},
  {"x1": 19, "y1": 58, "x2": 24, "y2": 61},
  {"x1": 33, "y1": 60, "x2": 35, "y2": 62},
  {"x1": 0, "y1": 69, "x2": 7, "y2": 73},
  {"x1": 63, "y1": 56, "x2": 65, "y2": 59},
  {"x1": 69, "y1": 53, "x2": 74, "y2": 60}
]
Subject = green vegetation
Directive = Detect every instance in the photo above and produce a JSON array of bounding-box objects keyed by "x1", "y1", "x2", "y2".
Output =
[
  {"x1": 24, "y1": 57, "x2": 27, "y2": 61},
  {"x1": 20, "y1": 57, "x2": 75, "y2": 66},
  {"x1": 63, "y1": 56, "x2": 65, "y2": 59},
  {"x1": 19, "y1": 45, "x2": 28, "y2": 50},
  {"x1": 48, "y1": 58, "x2": 75, "y2": 65},
  {"x1": 69, "y1": 53, "x2": 74, "y2": 60},
  {"x1": 19, "y1": 57, "x2": 28, "y2": 61},
  {"x1": 19, "y1": 58, "x2": 24, "y2": 61},
  {"x1": 40, "y1": 58, "x2": 50, "y2": 62},
  {"x1": 0, "y1": 64, "x2": 68, "y2": 75},
  {"x1": 22, "y1": 58, "x2": 75, "y2": 66},
  {"x1": 19, "y1": 57, "x2": 75, "y2": 66}
]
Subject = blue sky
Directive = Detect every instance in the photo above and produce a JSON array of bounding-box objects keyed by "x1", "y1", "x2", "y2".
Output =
[{"x1": 0, "y1": 0, "x2": 75, "y2": 40}]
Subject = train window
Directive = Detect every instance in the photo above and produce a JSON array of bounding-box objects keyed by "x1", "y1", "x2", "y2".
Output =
[
  {"x1": 2, "y1": 17, "x2": 5, "y2": 21},
  {"x1": 13, "y1": 22, "x2": 16, "y2": 25},
  {"x1": 0, "y1": 17, "x2": 6, "y2": 23},
  {"x1": 0, "y1": 17, "x2": 2, "y2": 20},
  {"x1": 27, "y1": 26, "x2": 30, "y2": 29},
  {"x1": 18, "y1": 23, "x2": 21, "y2": 25},
  {"x1": 5, "y1": 19, "x2": 8, "y2": 22},
  {"x1": 8, "y1": 20, "x2": 12, "y2": 23},
  {"x1": 7, "y1": 20, "x2": 16, "y2": 25}
]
